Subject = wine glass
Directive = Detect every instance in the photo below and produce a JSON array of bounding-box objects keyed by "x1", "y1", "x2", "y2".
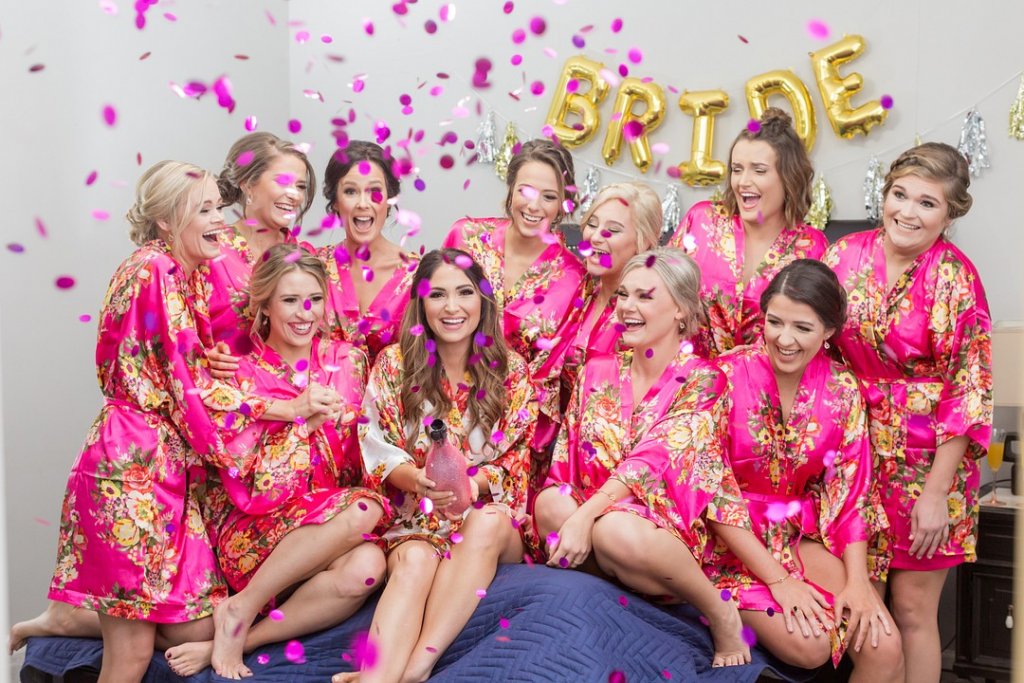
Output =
[{"x1": 987, "y1": 428, "x2": 1006, "y2": 505}]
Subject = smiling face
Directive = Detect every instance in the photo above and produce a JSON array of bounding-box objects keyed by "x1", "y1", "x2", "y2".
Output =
[
  {"x1": 615, "y1": 266, "x2": 686, "y2": 350},
  {"x1": 243, "y1": 153, "x2": 309, "y2": 233},
  {"x1": 423, "y1": 263, "x2": 482, "y2": 349},
  {"x1": 263, "y1": 269, "x2": 325, "y2": 359},
  {"x1": 581, "y1": 199, "x2": 640, "y2": 281},
  {"x1": 333, "y1": 160, "x2": 389, "y2": 247},
  {"x1": 167, "y1": 175, "x2": 226, "y2": 275},
  {"x1": 762, "y1": 293, "x2": 832, "y2": 382},
  {"x1": 882, "y1": 174, "x2": 952, "y2": 261},
  {"x1": 508, "y1": 160, "x2": 562, "y2": 240},
  {"x1": 730, "y1": 139, "x2": 785, "y2": 231}
]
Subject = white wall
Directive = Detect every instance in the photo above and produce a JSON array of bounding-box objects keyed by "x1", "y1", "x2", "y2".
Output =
[{"x1": 3, "y1": 0, "x2": 1022, "y2": 625}]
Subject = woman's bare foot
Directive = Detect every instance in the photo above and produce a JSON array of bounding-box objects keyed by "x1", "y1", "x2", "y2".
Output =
[
  {"x1": 708, "y1": 601, "x2": 751, "y2": 668},
  {"x1": 9, "y1": 602, "x2": 100, "y2": 653},
  {"x1": 210, "y1": 597, "x2": 253, "y2": 679},
  {"x1": 332, "y1": 672, "x2": 360, "y2": 682},
  {"x1": 399, "y1": 649, "x2": 436, "y2": 683},
  {"x1": 165, "y1": 640, "x2": 213, "y2": 678}
]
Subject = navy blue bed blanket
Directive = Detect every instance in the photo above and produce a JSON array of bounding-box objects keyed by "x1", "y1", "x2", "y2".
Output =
[{"x1": 23, "y1": 564, "x2": 816, "y2": 682}]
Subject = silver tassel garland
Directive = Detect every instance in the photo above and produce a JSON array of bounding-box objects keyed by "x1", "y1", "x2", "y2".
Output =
[
  {"x1": 578, "y1": 166, "x2": 601, "y2": 214},
  {"x1": 958, "y1": 109, "x2": 991, "y2": 177},
  {"x1": 475, "y1": 111, "x2": 497, "y2": 165},
  {"x1": 660, "y1": 186, "x2": 681, "y2": 244},
  {"x1": 863, "y1": 156, "x2": 884, "y2": 224}
]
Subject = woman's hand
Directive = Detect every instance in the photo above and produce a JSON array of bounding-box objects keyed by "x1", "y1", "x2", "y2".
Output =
[
  {"x1": 546, "y1": 509, "x2": 595, "y2": 569},
  {"x1": 767, "y1": 576, "x2": 834, "y2": 638},
  {"x1": 833, "y1": 574, "x2": 892, "y2": 652},
  {"x1": 909, "y1": 490, "x2": 950, "y2": 559},
  {"x1": 292, "y1": 383, "x2": 342, "y2": 421},
  {"x1": 206, "y1": 342, "x2": 240, "y2": 380},
  {"x1": 411, "y1": 468, "x2": 455, "y2": 510}
]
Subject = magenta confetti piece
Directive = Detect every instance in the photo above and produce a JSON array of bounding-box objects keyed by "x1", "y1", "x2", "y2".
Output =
[
  {"x1": 618, "y1": 595, "x2": 629, "y2": 607},
  {"x1": 99, "y1": 0, "x2": 118, "y2": 15},
  {"x1": 421, "y1": 497, "x2": 434, "y2": 514},
  {"x1": 661, "y1": 671, "x2": 672, "y2": 680},
  {"x1": 610, "y1": 17, "x2": 623, "y2": 32},
  {"x1": 295, "y1": 358, "x2": 309, "y2": 372},
  {"x1": 163, "y1": 12, "x2": 176, "y2": 21},
  {"x1": 257, "y1": 654, "x2": 270, "y2": 665},
  {"x1": 644, "y1": 348, "x2": 654, "y2": 359},
  {"x1": 287, "y1": 119, "x2": 302, "y2": 133},
  {"x1": 510, "y1": 54, "x2": 523, "y2": 66},
  {"x1": 79, "y1": 314, "x2": 92, "y2": 323},
  {"x1": 6, "y1": 243, "x2": 25, "y2": 253},
  {"x1": 491, "y1": 429, "x2": 504, "y2": 443},
  {"x1": 55, "y1": 276, "x2": 76, "y2": 290},
  {"x1": 393, "y1": 2, "x2": 408, "y2": 15},
  {"x1": 511, "y1": 28, "x2": 526, "y2": 44},
  {"x1": 627, "y1": 48, "x2": 643, "y2": 64},
  {"x1": 284, "y1": 640, "x2": 305, "y2": 664},
  {"x1": 365, "y1": 576, "x2": 376, "y2": 585},
  {"x1": 450, "y1": 532, "x2": 464, "y2": 544},
  {"x1": 738, "y1": 34, "x2": 749, "y2": 43},
  {"x1": 546, "y1": 531, "x2": 559, "y2": 546},
  {"x1": 880, "y1": 94, "x2": 894, "y2": 109},
  {"x1": 747, "y1": 119, "x2": 762, "y2": 133},
  {"x1": 558, "y1": 557, "x2": 570, "y2": 567},
  {"x1": 623, "y1": 120, "x2": 644, "y2": 142},
  {"x1": 806, "y1": 19, "x2": 830, "y2": 41},
  {"x1": 213, "y1": 75, "x2": 236, "y2": 113},
  {"x1": 503, "y1": 1, "x2": 514, "y2": 13},
  {"x1": 244, "y1": 116, "x2": 258, "y2": 131},
  {"x1": 92, "y1": 208, "x2": 109, "y2": 220},
  {"x1": 363, "y1": 18, "x2": 374, "y2": 35},
  {"x1": 102, "y1": 105, "x2": 117, "y2": 127},
  {"x1": 425, "y1": 19, "x2": 438, "y2": 34},
  {"x1": 410, "y1": 324, "x2": 425, "y2": 336},
  {"x1": 29, "y1": 64, "x2": 45, "y2": 73},
  {"x1": 500, "y1": 617, "x2": 510, "y2": 629},
  {"x1": 572, "y1": 34, "x2": 585, "y2": 48},
  {"x1": 269, "y1": 609, "x2": 284, "y2": 621},
  {"x1": 530, "y1": 80, "x2": 545, "y2": 96},
  {"x1": 741, "y1": 625, "x2": 758, "y2": 646},
  {"x1": 440, "y1": 154, "x2": 455, "y2": 169},
  {"x1": 720, "y1": 589, "x2": 732, "y2": 601},
  {"x1": 609, "y1": 672, "x2": 626, "y2": 683},
  {"x1": 295, "y1": 30, "x2": 310, "y2": 43},
  {"x1": 529, "y1": 16, "x2": 546, "y2": 35},
  {"x1": 766, "y1": 607, "x2": 775, "y2": 617}
]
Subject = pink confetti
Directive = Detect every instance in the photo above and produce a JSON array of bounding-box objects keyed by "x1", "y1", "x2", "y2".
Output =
[
  {"x1": 424, "y1": 20, "x2": 438, "y2": 34},
  {"x1": 651, "y1": 142, "x2": 670, "y2": 155},
  {"x1": 661, "y1": 671, "x2": 672, "y2": 680},
  {"x1": 275, "y1": 173, "x2": 296, "y2": 187},
  {"x1": 618, "y1": 595, "x2": 629, "y2": 607},
  {"x1": 269, "y1": 609, "x2": 284, "y2": 621},
  {"x1": 244, "y1": 116, "x2": 258, "y2": 131},
  {"x1": 529, "y1": 16, "x2": 546, "y2": 35},
  {"x1": 92, "y1": 210, "x2": 110, "y2": 221},
  {"x1": 256, "y1": 654, "x2": 270, "y2": 665},
  {"x1": 352, "y1": 632, "x2": 378, "y2": 670},
  {"x1": 99, "y1": 0, "x2": 118, "y2": 16},
  {"x1": 163, "y1": 12, "x2": 176, "y2": 21},
  {"x1": 55, "y1": 276, "x2": 76, "y2": 290},
  {"x1": 440, "y1": 3, "x2": 455, "y2": 21},
  {"x1": 503, "y1": 1, "x2": 514, "y2": 13},
  {"x1": 510, "y1": 54, "x2": 522, "y2": 66},
  {"x1": 806, "y1": 19, "x2": 830, "y2": 41},
  {"x1": 212, "y1": 76, "x2": 236, "y2": 114},
  {"x1": 627, "y1": 48, "x2": 643, "y2": 64},
  {"x1": 28, "y1": 64, "x2": 45, "y2": 73},
  {"x1": 352, "y1": 77, "x2": 366, "y2": 93},
  {"x1": 363, "y1": 18, "x2": 374, "y2": 35},
  {"x1": 720, "y1": 589, "x2": 732, "y2": 601},
  {"x1": 530, "y1": 80, "x2": 545, "y2": 96},
  {"x1": 610, "y1": 18, "x2": 623, "y2": 33},
  {"x1": 420, "y1": 498, "x2": 434, "y2": 514},
  {"x1": 365, "y1": 576, "x2": 376, "y2": 586},
  {"x1": 738, "y1": 34, "x2": 749, "y2": 44},
  {"x1": 546, "y1": 531, "x2": 559, "y2": 547},
  {"x1": 572, "y1": 34, "x2": 585, "y2": 48},
  {"x1": 288, "y1": 119, "x2": 302, "y2": 133},
  {"x1": 499, "y1": 617, "x2": 510, "y2": 629},
  {"x1": 741, "y1": 625, "x2": 758, "y2": 646},
  {"x1": 511, "y1": 28, "x2": 526, "y2": 44},
  {"x1": 6, "y1": 243, "x2": 25, "y2": 253},
  {"x1": 609, "y1": 672, "x2": 626, "y2": 683},
  {"x1": 284, "y1": 640, "x2": 305, "y2": 664},
  {"x1": 623, "y1": 120, "x2": 644, "y2": 142},
  {"x1": 35, "y1": 217, "x2": 48, "y2": 237},
  {"x1": 101, "y1": 105, "x2": 117, "y2": 127},
  {"x1": 476, "y1": 589, "x2": 487, "y2": 599},
  {"x1": 880, "y1": 94, "x2": 894, "y2": 109},
  {"x1": 747, "y1": 119, "x2": 761, "y2": 133}
]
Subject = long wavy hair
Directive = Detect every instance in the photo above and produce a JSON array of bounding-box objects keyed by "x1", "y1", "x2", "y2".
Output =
[{"x1": 398, "y1": 249, "x2": 508, "y2": 444}]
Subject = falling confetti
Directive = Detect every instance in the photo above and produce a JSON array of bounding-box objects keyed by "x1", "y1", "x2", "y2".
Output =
[
  {"x1": 7, "y1": 243, "x2": 25, "y2": 253},
  {"x1": 806, "y1": 19, "x2": 830, "y2": 41},
  {"x1": 55, "y1": 276, "x2": 76, "y2": 290},
  {"x1": 880, "y1": 94, "x2": 894, "y2": 110},
  {"x1": 102, "y1": 105, "x2": 117, "y2": 127},
  {"x1": 283, "y1": 640, "x2": 305, "y2": 664}
]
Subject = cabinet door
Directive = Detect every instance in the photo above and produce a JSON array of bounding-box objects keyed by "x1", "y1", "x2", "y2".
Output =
[{"x1": 965, "y1": 567, "x2": 1013, "y2": 667}]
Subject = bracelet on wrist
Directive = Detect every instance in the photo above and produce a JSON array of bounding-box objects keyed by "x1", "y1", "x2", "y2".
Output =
[{"x1": 768, "y1": 573, "x2": 790, "y2": 586}]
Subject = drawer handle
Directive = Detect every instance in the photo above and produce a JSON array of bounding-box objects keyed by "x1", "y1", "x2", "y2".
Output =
[{"x1": 1007, "y1": 605, "x2": 1014, "y2": 630}]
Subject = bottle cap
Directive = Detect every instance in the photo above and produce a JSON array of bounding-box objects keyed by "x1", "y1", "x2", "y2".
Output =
[{"x1": 428, "y1": 418, "x2": 447, "y2": 442}]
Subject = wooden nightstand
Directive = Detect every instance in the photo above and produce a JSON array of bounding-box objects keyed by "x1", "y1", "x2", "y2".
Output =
[{"x1": 953, "y1": 496, "x2": 1015, "y2": 682}]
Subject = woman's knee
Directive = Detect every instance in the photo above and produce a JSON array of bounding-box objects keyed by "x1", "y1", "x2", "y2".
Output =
[
  {"x1": 592, "y1": 515, "x2": 646, "y2": 565},
  {"x1": 774, "y1": 637, "x2": 831, "y2": 670},
  {"x1": 388, "y1": 542, "x2": 440, "y2": 585},
  {"x1": 533, "y1": 488, "x2": 576, "y2": 535},
  {"x1": 341, "y1": 496, "x2": 385, "y2": 533},
  {"x1": 337, "y1": 544, "x2": 387, "y2": 597},
  {"x1": 458, "y1": 506, "x2": 513, "y2": 554}
]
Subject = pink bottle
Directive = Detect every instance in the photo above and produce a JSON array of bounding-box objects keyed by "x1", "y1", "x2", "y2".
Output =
[{"x1": 425, "y1": 419, "x2": 474, "y2": 515}]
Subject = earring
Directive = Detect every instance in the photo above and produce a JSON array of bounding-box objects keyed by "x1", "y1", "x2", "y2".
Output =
[
  {"x1": 824, "y1": 340, "x2": 831, "y2": 350},
  {"x1": 246, "y1": 194, "x2": 253, "y2": 205}
]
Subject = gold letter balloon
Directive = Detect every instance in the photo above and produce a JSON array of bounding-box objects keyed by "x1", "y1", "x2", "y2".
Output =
[
  {"x1": 810, "y1": 35, "x2": 888, "y2": 138},
  {"x1": 677, "y1": 89, "x2": 729, "y2": 187},
  {"x1": 544, "y1": 56, "x2": 610, "y2": 147},
  {"x1": 744, "y1": 70, "x2": 817, "y2": 151},
  {"x1": 601, "y1": 78, "x2": 666, "y2": 172}
]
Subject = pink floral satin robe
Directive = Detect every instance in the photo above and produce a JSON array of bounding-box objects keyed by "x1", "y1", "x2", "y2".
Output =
[
  {"x1": 546, "y1": 342, "x2": 749, "y2": 561},
  {"x1": 317, "y1": 243, "x2": 419, "y2": 366},
  {"x1": 209, "y1": 336, "x2": 387, "y2": 591},
  {"x1": 360, "y1": 345, "x2": 536, "y2": 554},
  {"x1": 192, "y1": 223, "x2": 309, "y2": 356},
  {"x1": 48, "y1": 242, "x2": 268, "y2": 623},
  {"x1": 706, "y1": 344, "x2": 878, "y2": 663},
  {"x1": 666, "y1": 201, "x2": 827, "y2": 358},
  {"x1": 826, "y1": 229, "x2": 992, "y2": 572},
  {"x1": 444, "y1": 217, "x2": 586, "y2": 457}
]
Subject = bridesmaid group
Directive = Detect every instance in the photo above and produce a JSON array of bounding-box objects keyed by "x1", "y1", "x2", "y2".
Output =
[{"x1": 10, "y1": 106, "x2": 991, "y2": 683}]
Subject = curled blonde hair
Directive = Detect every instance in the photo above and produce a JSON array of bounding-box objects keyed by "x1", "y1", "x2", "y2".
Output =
[
  {"x1": 219, "y1": 131, "x2": 316, "y2": 222},
  {"x1": 248, "y1": 244, "x2": 328, "y2": 340},
  {"x1": 579, "y1": 182, "x2": 662, "y2": 254},
  {"x1": 125, "y1": 160, "x2": 212, "y2": 246},
  {"x1": 619, "y1": 247, "x2": 705, "y2": 337}
]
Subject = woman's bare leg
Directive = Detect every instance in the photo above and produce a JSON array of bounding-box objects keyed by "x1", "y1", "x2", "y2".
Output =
[
  {"x1": 592, "y1": 512, "x2": 751, "y2": 668},
  {"x1": 212, "y1": 501, "x2": 383, "y2": 679},
  {"x1": 401, "y1": 506, "x2": 522, "y2": 682},
  {"x1": 96, "y1": 613, "x2": 156, "y2": 683},
  {"x1": 9, "y1": 601, "x2": 100, "y2": 652},
  {"x1": 888, "y1": 568, "x2": 948, "y2": 683}
]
